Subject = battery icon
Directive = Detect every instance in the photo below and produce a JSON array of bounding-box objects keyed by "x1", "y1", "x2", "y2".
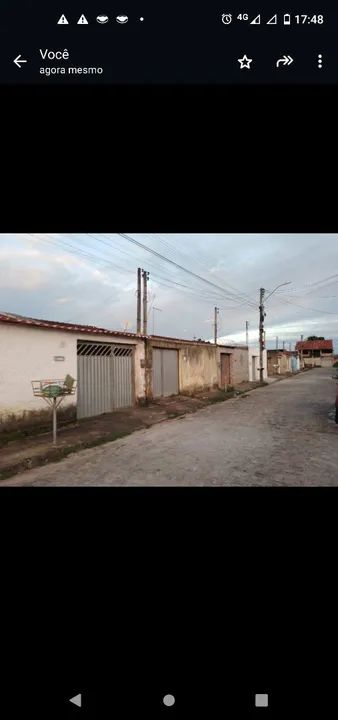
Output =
[{"x1": 284, "y1": 13, "x2": 291, "y2": 24}]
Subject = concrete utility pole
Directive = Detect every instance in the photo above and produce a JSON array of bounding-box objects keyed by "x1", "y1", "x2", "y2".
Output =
[
  {"x1": 142, "y1": 269, "x2": 150, "y2": 335},
  {"x1": 262, "y1": 281, "x2": 291, "y2": 380},
  {"x1": 276, "y1": 336, "x2": 279, "y2": 349},
  {"x1": 300, "y1": 334, "x2": 304, "y2": 368},
  {"x1": 246, "y1": 321, "x2": 249, "y2": 347},
  {"x1": 259, "y1": 288, "x2": 266, "y2": 383},
  {"x1": 136, "y1": 267, "x2": 142, "y2": 333},
  {"x1": 283, "y1": 340, "x2": 285, "y2": 351},
  {"x1": 214, "y1": 307, "x2": 219, "y2": 344}
]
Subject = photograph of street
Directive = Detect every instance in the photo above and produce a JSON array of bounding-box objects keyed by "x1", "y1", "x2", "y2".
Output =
[{"x1": 1, "y1": 233, "x2": 338, "y2": 485}]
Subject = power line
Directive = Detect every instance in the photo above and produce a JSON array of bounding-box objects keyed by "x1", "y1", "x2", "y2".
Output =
[
  {"x1": 115, "y1": 233, "x2": 257, "y2": 308},
  {"x1": 266, "y1": 274, "x2": 338, "y2": 299},
  {"x1": 149, "y1": 274, "x2": 250, "y2": 306},
  {"x1": 86, "y1": 233, "x2": 235, "y2": 302},
  {"x1": 266, "y1": 291, "x2": 338, "y2": 316},
  {"x1": 29, "y1": 233, "x2": 136, "y2": 276},
  {"x1": 29, "y1": 233, "x2": 253, "y2": 314},
  {"x1": 84, "y1": 232, "x2": 258, "y2": 307},
  {"x1": 150, "y1": 233, "x2": 258, "y2": 305},
  {"x1": 279, "y1": 298, "x2": 338, "y2": 316}
]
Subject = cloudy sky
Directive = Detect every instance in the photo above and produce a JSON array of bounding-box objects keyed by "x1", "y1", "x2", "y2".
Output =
[{"x1": 1, "y1": 233, "x2": 338, "y2": 350}]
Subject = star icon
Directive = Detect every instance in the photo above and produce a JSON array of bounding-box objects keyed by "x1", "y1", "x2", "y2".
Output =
[{"x1": 238, "y1": 54, "x2": 253, "y2": 69}]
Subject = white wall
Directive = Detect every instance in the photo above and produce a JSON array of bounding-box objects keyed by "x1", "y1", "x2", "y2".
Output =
[
  {"x1": 248, "y1": 347, "x2": 268, "y2": 382},
  {"x1": 0, "y1": 324, "x2": 145, "y2": 419},
  {"x1": 217, "y1": 346, "x2": 249, "y2": 385}
]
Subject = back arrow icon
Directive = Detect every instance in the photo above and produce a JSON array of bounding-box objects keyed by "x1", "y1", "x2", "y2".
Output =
[
  {"x1": 14, "y1": 54, "x2": 28, "y2": 68},
  {"x1": 276, "y1": 55, "x2": 293, "y2": 67}
]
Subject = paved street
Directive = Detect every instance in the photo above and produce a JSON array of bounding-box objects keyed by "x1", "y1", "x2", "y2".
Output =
[{"x1": 3, "y1": 369, "x2": 338, "y2": 486}]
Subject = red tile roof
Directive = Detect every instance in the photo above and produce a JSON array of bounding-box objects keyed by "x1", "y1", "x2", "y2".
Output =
[
  {"x1": 0, "y1": 312, "x2": 146, "y2": 339},
  {"x1": 0, "y1": 312, "x2": 215, "y2": 346},
  {"x1": 295, "y1": 340, "x2": 333, "y2": 351}
]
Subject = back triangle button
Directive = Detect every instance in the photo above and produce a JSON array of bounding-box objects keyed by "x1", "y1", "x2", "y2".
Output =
[{"x1": 69, "y1": 694, "x2": 82, "y2": 708}]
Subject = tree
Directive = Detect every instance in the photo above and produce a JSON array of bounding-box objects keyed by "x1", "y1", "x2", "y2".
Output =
[{"x1": 307, "y1": 336, "x2": 325, "y2": 341}]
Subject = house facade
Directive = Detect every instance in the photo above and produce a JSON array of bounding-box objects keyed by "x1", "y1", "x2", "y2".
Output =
[
  {"x1": 0, "y1": 312, "x2": 251, "y2": 424},
  {"x1": 295, "y1": 339, "x2": 334, "y2": 368},
  {"x1": 248, "y1": 347, "x2": 268, "y2": 382},
  {"x1": 267, "y1": 349, "x2": 300, "y2": 376},
  {"x1": 216, "y1": 344, "x2": 250, "y2": 387},
  {"x1": 146, "y1": 337, "x2": 250, "y2": 399},
  {"x1": 0, "y1": 312, "x2": 146, "y2": 422},
  {"x1": 145, "y1": 336, "x2": 218, "y2": 399}
]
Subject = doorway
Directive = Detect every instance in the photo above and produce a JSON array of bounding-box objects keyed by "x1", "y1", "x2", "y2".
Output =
[{"x1": 221, "y1": 354, "x2": 231, "y2": 387}]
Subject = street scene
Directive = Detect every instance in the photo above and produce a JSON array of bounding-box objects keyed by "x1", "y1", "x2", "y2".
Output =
[
  {"x1": 2, "y1": 367, "x2": 338, "y2": 486},
  {"x1": 1, "y1": 234, "x2": 338, "y2": 485}
]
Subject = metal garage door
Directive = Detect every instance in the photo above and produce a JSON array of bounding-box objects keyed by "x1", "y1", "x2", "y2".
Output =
[
  {"x1": 77, "y1": 341, "x2": 133, "y2": 419},
  {"x1": 153, "y1": 348, "x2": 179, "y2": 397}
]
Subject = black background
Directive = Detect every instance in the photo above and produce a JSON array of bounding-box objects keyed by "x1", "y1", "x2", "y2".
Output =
[
  {"x1": 0, "y1": 9, "x2": 337, "y2": 711},
  {"x1": 1, "y1": 489, "x2": 337, "y2": 716},
  {"x1": 1, "y1": 84, "x2": 335, "y2": 231}
]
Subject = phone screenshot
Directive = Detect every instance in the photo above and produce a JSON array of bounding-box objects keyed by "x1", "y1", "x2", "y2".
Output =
[
  {"x1": 1, "y1": 233, "x2": 338, "y2": 488},
  {"x1": 0, "y1": 0, "x2": 337, "y2": 717},
  {"x1": 0, "y1": 0, "x2": 337, "y2": 84}
]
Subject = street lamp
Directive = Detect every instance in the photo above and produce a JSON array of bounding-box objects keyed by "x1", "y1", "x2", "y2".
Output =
[
  {"x1": 258, "y1": 282, "x2": 291, "y2": 384},
  {"x1": 265, "y1": 281, "x2": 292, "y2": 302}
]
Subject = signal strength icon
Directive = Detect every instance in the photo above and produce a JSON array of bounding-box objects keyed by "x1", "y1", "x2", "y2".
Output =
[
  {"x1": 267, "y1": 14, "x2": 277, "y2": 24},
  {"x1": 250, "y1": 14, "x2": 261, "y2": 24}
]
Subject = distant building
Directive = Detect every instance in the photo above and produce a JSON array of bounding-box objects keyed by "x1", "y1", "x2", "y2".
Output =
[
  {"x1": 267, "y1": 349, "x2": 300, "y2": 377},
  {"x1": 295, "y1": 339, "x2": 334, "y2": 368}
]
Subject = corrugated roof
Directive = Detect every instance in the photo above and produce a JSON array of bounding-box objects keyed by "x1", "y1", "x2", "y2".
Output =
[{"x1": 295, "y1": 340, "x2": 333, "y2": 351}]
